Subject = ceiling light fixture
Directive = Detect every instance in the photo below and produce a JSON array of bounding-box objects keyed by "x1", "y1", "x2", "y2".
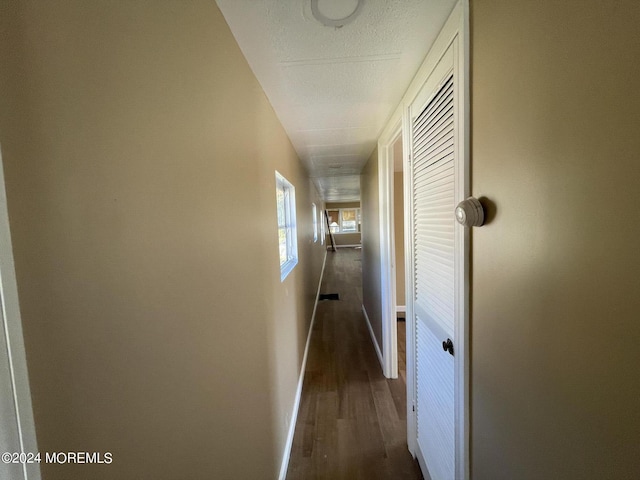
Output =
[{"x1": 311, "y1": 0, "x2": 364, "y2": 28}]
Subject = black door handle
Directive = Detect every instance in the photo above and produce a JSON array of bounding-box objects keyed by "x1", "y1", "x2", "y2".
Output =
[{"x1": 442, "y1": 338, "x2": 454, "y2": 356}]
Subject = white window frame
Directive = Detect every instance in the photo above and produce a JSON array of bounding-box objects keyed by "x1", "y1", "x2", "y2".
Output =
[
  {"x1": 275, "y1": 171, "x2": 298, "y2": 281},
  {"x1": 312, "y1": 203, "x2": 318, "y2": 243},
  {"x1": 320, "y1": 206, "x2": 325, "y2": 245}
]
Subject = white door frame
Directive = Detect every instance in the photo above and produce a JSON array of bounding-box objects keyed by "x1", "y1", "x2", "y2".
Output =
[
  {"x1": 377, "y1": 1, "x2": 469, "y2": 477},
  {"x1": 0, "y1": 145, "x2": 41, "y2": 480},
  {"x1": 378, "y1": 116, "x2": 403, "y2": 379}
]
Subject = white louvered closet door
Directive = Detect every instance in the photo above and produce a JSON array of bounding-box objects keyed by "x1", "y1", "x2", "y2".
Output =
[{"x1": 411, "y1": 67, "x2": 456, "y2": 480}]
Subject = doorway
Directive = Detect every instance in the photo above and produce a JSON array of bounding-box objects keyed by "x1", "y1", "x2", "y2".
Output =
[{"x1": 391, "y1": 137, "x2": 406, "y2": 380}]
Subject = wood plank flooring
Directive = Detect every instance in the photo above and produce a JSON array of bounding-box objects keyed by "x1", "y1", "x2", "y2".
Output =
[{"x1": 286, "y1": 248, "x2": 423, "y2": 480}]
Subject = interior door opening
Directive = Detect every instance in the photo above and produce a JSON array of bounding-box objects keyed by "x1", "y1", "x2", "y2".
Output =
[{"x1": 391, "y1": 135, "x2": 406, "y2": 377}]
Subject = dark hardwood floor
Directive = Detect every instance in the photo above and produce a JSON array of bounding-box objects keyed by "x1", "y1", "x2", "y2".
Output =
[{"x1": 286, "y1": 248, "x2": 423, "y2": 480}]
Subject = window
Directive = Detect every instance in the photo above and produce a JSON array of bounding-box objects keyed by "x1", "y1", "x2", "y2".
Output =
[
  {"x1": 326, "y1": 208, "x2": 360, "y2": 234},
  {"x1": 312, "y1": 203, "x2": 318, "y2": 242},
  {"x1": 341, "y1": 209, "x2": 357, "y2": 233},
  {"x1": 320, "y1": 207, "x2": 325, "y2": 245},
  {"x1": 276, "y1": 172, "x2": 298, "y2": 281},
  {"x1": 327, "y1": 210, "x2": 340, "y2": 234}
]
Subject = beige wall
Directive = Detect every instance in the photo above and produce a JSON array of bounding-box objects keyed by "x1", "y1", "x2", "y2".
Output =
[
  {"x1": 361, "y1": 147, "x2": 382, "y2": 350},
  {"x1": 471, "y1": 0, "x2": 640, "y2": 478},
  {"x1": 393, "y1": 173, "x2": 405, "y2": 308},
  {"x1": 325, "y1": 201, "x2": 360, "y2": 209},
  {"x1": 0, "y1": 1, "x2": 325, "y2": 479}
]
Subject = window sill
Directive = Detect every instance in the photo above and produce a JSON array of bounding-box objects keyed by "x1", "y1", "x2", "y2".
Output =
[{"x1": 280, "y1": 259, "x2": 298, "y2": 282}]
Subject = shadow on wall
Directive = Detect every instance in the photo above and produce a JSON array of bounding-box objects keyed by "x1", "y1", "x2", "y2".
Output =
[{"x1": 478, "y1": 196, "x2": 497, "y2": 225}]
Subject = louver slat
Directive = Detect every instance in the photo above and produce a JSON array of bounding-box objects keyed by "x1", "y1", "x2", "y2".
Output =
[{"x1": 413, "y1": 73, "x2": 456, "y2": 480}]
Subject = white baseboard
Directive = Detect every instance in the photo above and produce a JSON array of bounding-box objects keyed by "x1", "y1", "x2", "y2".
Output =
[
  {"x1": 361, "y1": 305, "x2": 384, "y2": 371},
  {"x1": 396, "y1": 305, "x2": 406, "y2": 313},
  {"x1": 334, "y1": 244, "x2": 361, "y2": 248},
  {"x1": 278, "y1": 250, "x2": 327, "y2": 480}
]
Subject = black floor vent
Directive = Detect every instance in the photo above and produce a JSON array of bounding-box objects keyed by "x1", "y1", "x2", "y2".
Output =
[{"x1": 319, "y1": 293, "x2": 340, "y2": 301}]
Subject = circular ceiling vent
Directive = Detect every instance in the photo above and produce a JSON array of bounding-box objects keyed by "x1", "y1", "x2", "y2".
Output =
[{"x1": 311, "y1": 0, "x2": 364, "y2": 28}]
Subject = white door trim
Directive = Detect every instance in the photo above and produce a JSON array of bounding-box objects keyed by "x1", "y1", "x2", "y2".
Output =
[
  {"x1": 378, "y1": 113, "x2": 403, "y2": 379},
  {"x1": 377, "y1": 2, "x2": 469, "y2": 477},
  {"x1": 0, "y1": 145, "x2": 41, "y2": 480},
  {"x1": 457, "y1": 3, "x2": 471, "y2": 478}
]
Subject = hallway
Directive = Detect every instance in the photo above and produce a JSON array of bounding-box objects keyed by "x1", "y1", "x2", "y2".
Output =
[{"x1": 286, "y1": 248, "x2": 422, "y2": 479}]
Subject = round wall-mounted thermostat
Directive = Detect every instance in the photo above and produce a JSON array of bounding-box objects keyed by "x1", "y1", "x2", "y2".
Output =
[{"x1": 455, "y1": 197, "x2": 484, "y2": 227}]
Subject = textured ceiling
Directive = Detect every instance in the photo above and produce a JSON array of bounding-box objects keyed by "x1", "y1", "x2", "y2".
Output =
[{"x1": 216, "y1": 0, "x2": 456, "y2": 201}]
